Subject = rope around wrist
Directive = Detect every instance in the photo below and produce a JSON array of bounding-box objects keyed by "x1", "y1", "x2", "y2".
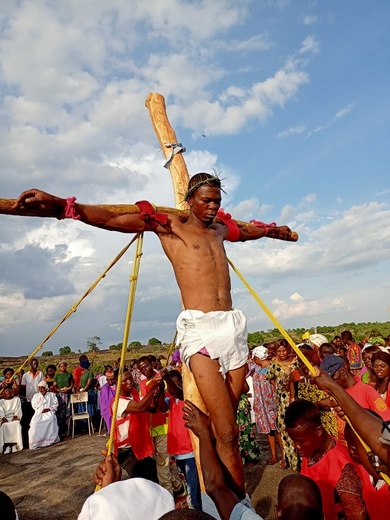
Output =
[{"x1": 57, "y1": 197, "x2": 81, "y2": 220}]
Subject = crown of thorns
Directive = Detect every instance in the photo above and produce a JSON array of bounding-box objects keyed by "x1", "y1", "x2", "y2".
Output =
[{"x1": 184, "y1": 174, "x2": 226, "y2": 201}]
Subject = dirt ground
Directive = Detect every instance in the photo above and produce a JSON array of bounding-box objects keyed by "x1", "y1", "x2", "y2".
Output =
[{"x1": 0, "y1": 432, "x2": 292, "y2": 520}]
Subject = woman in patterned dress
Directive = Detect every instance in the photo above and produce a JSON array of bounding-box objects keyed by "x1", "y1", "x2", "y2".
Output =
[
  {"x1": 250, "y1": 345, "x2": 279, "y2": 465},
  {"x1": 267, "y1": 340, "x2": 298, "y2": 470}
]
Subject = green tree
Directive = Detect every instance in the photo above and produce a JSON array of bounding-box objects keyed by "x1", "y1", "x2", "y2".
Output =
[
  {"x1": 129, "y1": 340, "x2": 141, "y2": 347},
  {"x1": 247, "y1": 331, "x2": 263, "y2": 345},
  {"x1": 86, "y1": 336, "x2": 102, "y2": 352},
  {"x1": 109, "y1": 343, "x2": 122, "y2": 350},
  {"x1": 148, "y1": 337, "x2": 162, "y2": 346},
  {"x1": 59, "y1": 346, "x2": 72, "y2": 355},
  {"x1": 42, "y1": 351, "x2": 53, "y2": 356}
]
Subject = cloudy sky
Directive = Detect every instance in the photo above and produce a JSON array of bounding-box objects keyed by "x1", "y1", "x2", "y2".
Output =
[{"x1": 1, "y1": 1, "x2": 389, "y2": 356}]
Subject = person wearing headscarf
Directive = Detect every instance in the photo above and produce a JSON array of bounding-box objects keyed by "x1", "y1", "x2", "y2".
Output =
[
  {"x1": 250, "y1": 346, "x2": 278, "y2": 465},
  {"x1": 28, "y1": 381, "x2": 59, "y2": 449},
  {"x1": 307, "y1": 334, "x2": 328, "y2": 353}
]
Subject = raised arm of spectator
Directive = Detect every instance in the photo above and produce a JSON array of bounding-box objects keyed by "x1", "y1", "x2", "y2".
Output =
[
  {"x1": 313, "y1": 369, "x2": 390, "y2": 470},
  {"x1": 183, "y1": 400, "x2": 240, "y2": 520}
]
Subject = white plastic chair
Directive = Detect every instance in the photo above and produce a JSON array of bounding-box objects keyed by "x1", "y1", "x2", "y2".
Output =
[{"x1": 68, "y1": 392, "x2": 93, "y2": 438}]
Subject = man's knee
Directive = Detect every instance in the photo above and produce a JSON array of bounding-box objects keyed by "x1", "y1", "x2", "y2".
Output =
[{"x1": 215, "y1": 422, "x2": 239, "y2": 447}]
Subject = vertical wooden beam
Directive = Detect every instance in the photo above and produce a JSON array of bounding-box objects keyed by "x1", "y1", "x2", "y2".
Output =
[{"x1": 145, "y1": 92, "x2": 206, "y2": 488}]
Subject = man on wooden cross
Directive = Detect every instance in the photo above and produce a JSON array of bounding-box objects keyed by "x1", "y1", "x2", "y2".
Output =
[{"x1": 14, "y1": 172, "x2": 293, "y2": 499}]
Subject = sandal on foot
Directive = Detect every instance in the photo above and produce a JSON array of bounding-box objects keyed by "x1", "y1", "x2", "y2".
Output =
[
  {"x1": 279, "y1": 460, "x2": 287, "y2": 469},
  {"x1": 266, "y1": 458, "x2": 278, "y2": 465}
]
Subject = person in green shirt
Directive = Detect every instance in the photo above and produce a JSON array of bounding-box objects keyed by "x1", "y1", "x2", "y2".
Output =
[{"x1": 53, "y1": 361, "x2": 74, "y2": 435}]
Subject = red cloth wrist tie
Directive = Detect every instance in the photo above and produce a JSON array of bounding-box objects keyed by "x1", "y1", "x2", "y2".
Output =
[
  {"x1": 249, "y1": 219, "x2": 277, "y2": 236},
  {"x1": 57, "y1": 197, "x2": 80, "y2": 220},
  {"x1": 136, "y1": 200, "x2": 168, "y2": 230},
  {"x1": 217, "y1": 209, "x2": 240, "y2": 242}
]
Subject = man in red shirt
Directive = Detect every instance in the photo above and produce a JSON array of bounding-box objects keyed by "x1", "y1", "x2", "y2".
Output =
[
  {"x1": 320, "y1": 355, "x2": 390, "y2": 421},
  {"x1": 285, "y1": 399, "x2": 367, "y2": 520}
]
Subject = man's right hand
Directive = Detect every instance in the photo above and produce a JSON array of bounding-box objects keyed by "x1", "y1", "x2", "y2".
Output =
[{"x1": 13, "y1": 189, "x2": 63, "y2": 213}]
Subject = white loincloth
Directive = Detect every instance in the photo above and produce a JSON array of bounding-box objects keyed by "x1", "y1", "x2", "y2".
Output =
[{"x1": 176, "y1": 308, "x2": 249, "y2": 377}]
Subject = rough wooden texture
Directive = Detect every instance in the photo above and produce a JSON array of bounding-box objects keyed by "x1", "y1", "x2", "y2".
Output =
[
  {"x1": 145, "y1": 92, "x2": 207, "y2": 488},
  {"x1": 0, "y1": 198, "x2": 298, "y2": 242},
  {"x1": 145, "y1": 93, "x2": 190, "y2": 211}
]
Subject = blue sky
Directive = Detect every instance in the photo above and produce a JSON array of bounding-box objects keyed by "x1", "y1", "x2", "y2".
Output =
[{"x1": 0, "y1": 1, "x2": 389, "y2": 356}]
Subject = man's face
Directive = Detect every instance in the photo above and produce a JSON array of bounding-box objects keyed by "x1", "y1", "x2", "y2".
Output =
[
  {"x1": 137, "y1": 360, "x2": 154, "y2": 379},
  {"x1": 38, "y1": 386, "x2": 47, "y2": 396},
  {"x1": 3, "y1": 388, "x2": 14, "y2": 399},
  {"x1": 286, "y1": 422, "x2": 321, "y2": 458},
  {"x1": 59, "y1": 363, "x2": 67, "y2": 373},
  {"x1": 121, "y1": 372, "x2": 134, "y2": 394},
  {"x1": 189, "y1": 186, "x2": 222, "y2": 224},
  {"x1": 320, "y1": 346, "x2": 333, "y2": 359},
  {"x1": 332, "y1": 367, "x2": 348, "y2": 389},
  {"x1": 106, "y1": 372, "x2": 116, "y2": 386},
  {"x1": 31, "y1": 360, "x2": 38, "y2": 372},
  {"x1": 47, "y1": 367, "x2": 56, "y2": 378}
]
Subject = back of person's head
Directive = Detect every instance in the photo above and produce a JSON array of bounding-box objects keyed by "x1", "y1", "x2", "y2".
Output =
[
  {"x1": 277, "y1": 474, "x2": 323, "y2": 519},
  {"x1": 169, "y1": 369, "x2": 182, "y2": 381},
  {"x1": 0, "y1": 491, "x2": 17, "y2": 520},
  {"x1": 159, "y1": 511, "x2": 214, "y2": 519},
  {"x1": 285, "y1": 399, "x2": 321, "y2": 429}
]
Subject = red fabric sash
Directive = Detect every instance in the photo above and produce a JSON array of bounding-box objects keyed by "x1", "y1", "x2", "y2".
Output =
[
  {"x1": 136, "y1": 200, "x2": 168, "y2": 230},
  {"x1": 217, "y1": 209, "x2": 240, "y2": 242}
]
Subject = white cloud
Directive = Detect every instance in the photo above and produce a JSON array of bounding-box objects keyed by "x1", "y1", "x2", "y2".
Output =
[
  {"x1": 276, "y1": 125, "x2": 306, "y2": 139},
  {"x1": 299, "y1": 35, "x2": 320, "y2": 54},
  {"x1": 303, "y1": 15, "x2": 318, "y2": 26},
  {"x1": 306, "y1": 102, "x2": 356, "y2": 137}
]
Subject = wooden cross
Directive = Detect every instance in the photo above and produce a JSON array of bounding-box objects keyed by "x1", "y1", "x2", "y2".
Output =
[{"x1": 0, "y1": 92, "x2": 298, "y2": 486}]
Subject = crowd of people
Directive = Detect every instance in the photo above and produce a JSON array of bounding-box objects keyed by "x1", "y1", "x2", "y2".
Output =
[{"x1": 1, "y1": 329, "x2": 390, "y2": 519}]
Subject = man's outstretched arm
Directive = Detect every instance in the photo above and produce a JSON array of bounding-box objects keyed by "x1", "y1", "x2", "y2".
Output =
[{"x1": 13, "y1": 189, "x2": 168, "y2": 234}]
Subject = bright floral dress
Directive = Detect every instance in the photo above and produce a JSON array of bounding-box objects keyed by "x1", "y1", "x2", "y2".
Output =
[
  {"x1": 236, "y1": 393, "x2": 261, "y2": 465},
  {"x1": 250, "y1": 363, "x2": 277, "y2": 434},
  {"x1": 267, "y1": 358, "x2": 299, "y2": 471}
]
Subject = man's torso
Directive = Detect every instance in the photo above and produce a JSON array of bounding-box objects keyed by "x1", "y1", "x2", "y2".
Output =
[{"x1": 158, "y1": 216, "x2": 232, "y2": 312}]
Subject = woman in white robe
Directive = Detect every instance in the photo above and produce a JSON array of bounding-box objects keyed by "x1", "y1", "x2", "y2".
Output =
[
  {"x1": 0, "y1": 387, "x2": 23, "y2": 453},
  {"x1": 28, "y1": 380, "x2": 60, "y2": 449}
]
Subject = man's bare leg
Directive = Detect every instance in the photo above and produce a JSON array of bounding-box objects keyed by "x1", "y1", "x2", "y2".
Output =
[{"x1": 189, "y1": 353, "x2": 246, "y2": 498}]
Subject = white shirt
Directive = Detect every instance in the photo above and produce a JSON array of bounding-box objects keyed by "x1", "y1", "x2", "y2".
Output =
[{"x1": 21, "y1": 370, "x2": 44, "y2": 401}]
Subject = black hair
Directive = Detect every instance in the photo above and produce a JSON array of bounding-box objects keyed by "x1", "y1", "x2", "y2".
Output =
[
  {"x1": 185, "y1": 172, "x2": 223, "y2": 201},
  {"x1": 137, "y1": 356, "x2": 150, "y2": 365},
  {"x1": 278, "y1": 474, "x2": 322, "y2": 520},
  {"x1": 285, "y1": 399, "x2": 321, "y2": 429},
  {"x1": 3, "y1": 367, "x2": 14, "y2": 376},
  {"x1": 169, "y1": 370, "x2": 182, "y2": 382},
  {"x1": 0, "y1": 491, "x2": 16, "y2": 520},
  {"x1": 46, "y1": 364, "x2": 56, "y2": 372},
  {"x1": 159, "y1": 511, "x2": 214, "y2": 519}
]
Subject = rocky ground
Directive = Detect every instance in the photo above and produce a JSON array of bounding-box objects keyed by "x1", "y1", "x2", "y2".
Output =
[{"x1": 0, "y1": 432, "x2": 292, "y2": 520}]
